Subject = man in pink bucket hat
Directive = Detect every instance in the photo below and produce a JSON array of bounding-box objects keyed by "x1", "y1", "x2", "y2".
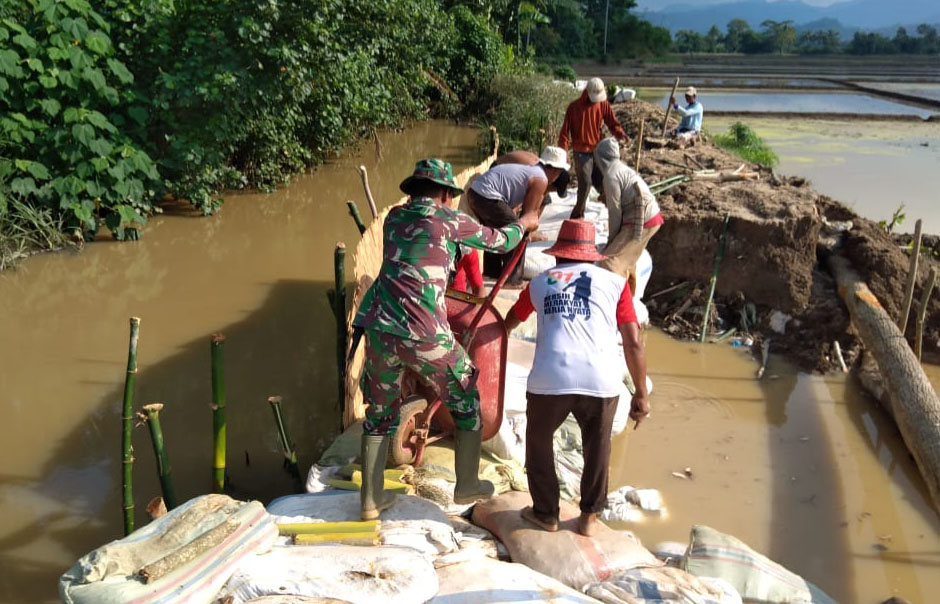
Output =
[{"x1": 505, "y1": 219, "x2": 650, "y2": 536}]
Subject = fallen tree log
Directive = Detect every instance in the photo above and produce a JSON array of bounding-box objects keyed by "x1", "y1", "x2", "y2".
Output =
[
  {"x1": 690, "y1": 171, "x2": 760, "y2": 183},
  {"x1": 827, "y1": 254, "x2": 940, "y2": 515}
]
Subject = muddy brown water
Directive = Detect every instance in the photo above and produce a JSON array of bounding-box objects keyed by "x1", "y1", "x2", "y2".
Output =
[{"x1": 1, "y1": 121, "x2": 938, "y2": 603}]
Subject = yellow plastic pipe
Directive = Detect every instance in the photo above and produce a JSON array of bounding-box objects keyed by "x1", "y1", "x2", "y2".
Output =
[
  {"x1": 293, "y1": 532, "x2": 378, "y2": 545},
  {"x1": 277, "y1": 520, "x2": 378, "y2": 535}
]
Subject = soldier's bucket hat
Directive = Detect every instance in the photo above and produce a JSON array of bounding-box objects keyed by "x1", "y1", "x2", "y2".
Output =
[
  {"x1": 544, "y1": 219, "x2": 607, "y2": 262},
  {"x1": 400, "y1": 158, "x2": 464, "y2": 196}
]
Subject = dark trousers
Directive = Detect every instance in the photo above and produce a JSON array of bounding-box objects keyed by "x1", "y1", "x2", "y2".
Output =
[
  {"x1": 572, "y1": 151, "x2": 604, "y2": 219},
  {"x1": 525, "y1": 392, "x2": 619, "y2": 519},
  {"x1": 468, "y1": 189, "x2": 524, "y2": 285}
]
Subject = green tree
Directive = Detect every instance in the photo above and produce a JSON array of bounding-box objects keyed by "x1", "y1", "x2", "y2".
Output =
[
  {"x1": 760, "y1": 19, "x2": 797, "y2": 54},
  {"x1": 704, "y1": 25, "x2": 723, "y2": 53},
  {"x1": 797, "y1": 29, "x2": 841, "y2": 54},
  {"x1": 675, "y1": 29, "x2": 705, "y2": 56}
]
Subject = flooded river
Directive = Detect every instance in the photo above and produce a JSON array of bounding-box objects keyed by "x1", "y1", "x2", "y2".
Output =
[{"x1": 1, "y1": 121, "x2": 938, "y2": 603}]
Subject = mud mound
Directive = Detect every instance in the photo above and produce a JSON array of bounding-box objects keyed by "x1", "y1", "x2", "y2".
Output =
[{"x1": 611, "y1": 99, "x2": 939, "y2": 371}]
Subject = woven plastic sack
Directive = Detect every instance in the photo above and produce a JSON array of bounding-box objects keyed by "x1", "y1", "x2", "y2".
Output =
[
  {"x1": 471, "y1": 491, "x2": 661, "y2": 591},
  {"x1": 219, "y1": 545, "x2": 437, "y2": 604},
  {"x1": 585, "y1": 566, "x2": 742, "y2": 604},
  {"x1": 430, "y1": 556, "x2": 603, "y2": 603}
]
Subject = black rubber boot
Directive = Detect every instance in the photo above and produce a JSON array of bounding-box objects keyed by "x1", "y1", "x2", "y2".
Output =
[
  {"x1": 453, "y1": 429, "x2": 495, "y2": 504},
  {"x1": 360, "y1": 434, "x2": 396, "y2": 520}
]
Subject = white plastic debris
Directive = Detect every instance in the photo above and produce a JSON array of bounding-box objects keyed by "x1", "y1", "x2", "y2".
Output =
[
  {"x1": 600, "y1": 485, "x2": 666, "y2": 522},
  {"x1": 768, "y1": 310, "x2": 792, "y2": 335}
]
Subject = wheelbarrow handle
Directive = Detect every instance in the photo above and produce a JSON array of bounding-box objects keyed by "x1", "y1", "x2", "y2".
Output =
[{"x1": 461, "y1": 235, "x2": 528, "y2": 349}]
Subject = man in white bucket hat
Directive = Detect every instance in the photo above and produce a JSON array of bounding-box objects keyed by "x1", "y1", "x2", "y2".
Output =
[
  {"x1": 558, "y1": 77, "x2": 628, "y2": 220},
  {"x1": 668, "y1": 85, "x2": 704, "y2": 148}
]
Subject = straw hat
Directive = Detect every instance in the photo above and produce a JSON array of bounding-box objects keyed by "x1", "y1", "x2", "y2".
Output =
[
  {"x1": 685, "y1": 86, "x2": 697, "y2": 97},
  {"x1": 399, "y1": 158, "x2": 464, "y2": 196},
  {"x1": 538, "y1": 146, "x2": 571, "y2": 171},
  {"x1": 544, "y1": 219, "x2": 607, "y2": 262},
  {"x1": 587, "y1": 77, "x2": 607, "y2": 103}
]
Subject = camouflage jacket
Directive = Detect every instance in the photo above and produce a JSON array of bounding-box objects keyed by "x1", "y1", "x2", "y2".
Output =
[{"x1": 354, "y1": 196, "x2": 524, "y2": 341}]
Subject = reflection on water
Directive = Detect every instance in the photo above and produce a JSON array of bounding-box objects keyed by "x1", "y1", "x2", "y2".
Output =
[
  {"x1": 0, "y1": 121, "x2": 480, "y2": 602},
  {"x1": 636, "y1": 88, "x2": 935, "y2": 118},
  {"x1": 708, "y1": 117, "x2": 940, "y2": 234}
]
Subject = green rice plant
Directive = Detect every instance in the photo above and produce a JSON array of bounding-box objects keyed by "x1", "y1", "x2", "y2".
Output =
[{"x1": 711, "y1": 122, "x2": 779, "y2": 167}]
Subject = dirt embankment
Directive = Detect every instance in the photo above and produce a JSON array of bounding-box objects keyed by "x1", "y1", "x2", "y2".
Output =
[{"x1": 614, "y1": 100, "x2": 940, "y2": 372}]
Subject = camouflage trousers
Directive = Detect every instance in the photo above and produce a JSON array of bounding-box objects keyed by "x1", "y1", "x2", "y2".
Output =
[{"x1": 361, "y1": 329, "x2": 481, "y2": 436}]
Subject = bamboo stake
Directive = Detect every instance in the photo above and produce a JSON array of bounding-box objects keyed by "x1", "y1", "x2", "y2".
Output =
[
  {"x1": 358, "y1": 166, "x2": 378, "y2": 219},
  {"x1": 277, "y1": 520, "x2": 378, "y2": 535},
  {"x1": 210, "y1": 333, "x2": 226, "y2": 493},
  {"x1": 138, "y1": 518, "x2": 239, "y2": 584},
  {"x1": 293, "y1": 532, "x2": 378, "y2": 546},
  {"x1": 138, "y1": 403, "x2": 177, "y2": 510},
  {"x1": 898, "y1": 219, "x2": 923, "y2": 334},
  {"x1": 634, "y1": 120, "x2": 645, "y2": 171},
  {"x1": 661, "y1": 77, "x2": 680, "y2": 138},
  {"x1": 122, "y1": 317, "x2": 141, "y2": 536},
  {"x1": 700, "y1": 213, "x2": 731, "y2": 343},
  {"x1": 914, "y1": 267, "x2": 937, "y2": 361},
  {"x1": 833, "y1": 340, "x2": 848, "y2": 373},
  {"x1": 267, "y1": 396, "x2": 300, "y2": 480},
  {"x1": 328, "y1": 243, "x2": 347, "y2": 420},
  {"x1": 346, "y1": 200, "x2": 367, "y2": 235},
  {"x1": 648, "y1": 281, "x2": 690, "y2": 300}
]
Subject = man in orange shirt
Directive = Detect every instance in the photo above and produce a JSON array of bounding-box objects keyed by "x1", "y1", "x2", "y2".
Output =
[{"x1": 558, "y1": 77, "x2": 628, "y2": 220}]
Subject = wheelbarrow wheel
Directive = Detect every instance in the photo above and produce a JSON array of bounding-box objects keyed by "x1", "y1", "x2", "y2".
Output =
[{"x1": 389, "y1": 396, "x2": 428, "y2": 466}]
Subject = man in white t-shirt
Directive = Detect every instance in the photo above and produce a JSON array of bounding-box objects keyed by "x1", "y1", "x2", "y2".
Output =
[{"x1": 504, "y1": 219, "x2": 650, "y2": 536}]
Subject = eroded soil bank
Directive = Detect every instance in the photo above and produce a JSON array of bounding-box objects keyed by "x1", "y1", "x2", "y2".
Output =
[{"x1": 612, "y1": 99, "x2": 940, "y2": 372}]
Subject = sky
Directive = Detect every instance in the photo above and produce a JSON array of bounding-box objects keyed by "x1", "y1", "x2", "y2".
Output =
[{"x1": 636, "y1": 0, "x2": 851, "y2": 10}]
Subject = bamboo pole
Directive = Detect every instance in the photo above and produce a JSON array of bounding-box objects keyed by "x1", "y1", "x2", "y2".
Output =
[
  {"x1": 293, "y1": 532, "x2": 378, "y2": 546},
  {"x1": 700, "y1": 213, "x2": 731, "y2": 342},
  {"x1": 210, "y1": 333, "x2": 226, "y2": 493},
  {"x1": 634, "y1": 120, "x2": 645, "y2": 172},
  {"x1": 358, "y1": 166, "x2": 378, "y2": 219},
  {"x1": 914, "y1": 267, "x2": 937, "y2": 361},
  {"x1": 138, "y1": 403, "x2": 177, "y2": 510},
  {"x1": 898, "y1": 219, "x2": 923, "y2": 334},
  {"x1": 661, "y1": 77, "x2": 680, "y2": 138},
  {"x1": 277, "y1": 520, "x2": 378, "y2": 535},
  {"x1": 138, "y1": 518, "x2": 239, "y2": 584},
  {"x1": 346, "y1": 200, "x2": 367, "y2": 235},
  {"x1": 833, "y1": 340, "x2": 848, "y2": 373},
  {"x1": 330, "y1": 243, "x2": 347, "y2": 417},
  {"x1": 826, "y1": 254, "x2": 940, "y2": 514},
  {"x1": 267, "y1": 396, "x2": 300, "y2": 480},
  {"x1": 121, "y1": 317, "x2": 140, "y2": 536}
]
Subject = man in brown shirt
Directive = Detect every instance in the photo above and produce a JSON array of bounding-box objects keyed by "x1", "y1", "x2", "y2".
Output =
[{"x1": 558, "y1": 77, "x2": 628, "y2": 220}]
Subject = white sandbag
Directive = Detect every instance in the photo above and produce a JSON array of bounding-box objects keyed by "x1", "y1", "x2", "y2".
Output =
[
  {"x1": 482, "y1": 361, "x2": 530, "y2": 462},
  {"x1": 682, "y1": 525, "x2": 837, "y2": 604},
  {"x1": 267, "y1": 492, "x2": 458, "y2": 556},
  {"x1": 600, "y1": 485, "x2": 666, "y2": 523},
  {"x1": 430, "y1": 556, "x2": 603, "y2": 603},
  {"x1": 612, "y1": 88, "x2": 637, "y2": 103},
  {"x1": 219, "y1": 545, "x2": 437, "y2": 604},
  {"x1": 585, "y1": 566, "x2": 742, "y2": 604},
  {"x1": 472, "y1": 491, "x2": 661, "y2": 591},
  {"x1": 245, "y1": 597, "x2": 351, "y2": 603},
  {"x1": 59, "y1": 495, "x2": 277, "y2": 604}
]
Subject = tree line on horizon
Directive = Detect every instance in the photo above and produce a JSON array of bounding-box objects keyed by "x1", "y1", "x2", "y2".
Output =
[{"x1": 674, "y1": 19, "x2": 940, "y2": 56}]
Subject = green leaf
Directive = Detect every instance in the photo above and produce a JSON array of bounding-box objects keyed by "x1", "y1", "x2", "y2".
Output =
[
  {"x1": 68, "y1": 45, "x2": 91, "y2": 71},
  {"x1": 108, "y1": 161, "x2": 126, "y2": 180},
  {"x1": 85, "y1": 32, "x2": 110, "y2": 55},
  {"x1": 63, "y1": 106, "x2": 81, "y2": 123},
  {"x1": 90, "y1": 157, "x2": 109, "y2": 173},
  {"x1": 128, "y1": 105, "x2": 147, "y2": 125},
  {"x1": 11, "y1": 177, "x2": 37, "y2": 196},
  {"x1": 85, "y1": 110, "x2": 116, "y2": 132},
  {"x1": 0, "y1": 49, "x2": 23, "y2": 78},
  {"x1": 47, "y1": 47, "x2": 68, "y2": 61},
  {"x1": 76, "y1": 161, "x2": 92, "y2": 179},
  {"x1": 71, "y1": 123, "x2": 95, "y2": 146},
  {"x1": 39, "y1": 98, "x2": 61, "y2": 117},
  {"x1": 82, "y1": 67, "x2": 106, "y2": 91},
  {"x1": 107, "y1": 58, "x2": 133, "y2": 84},
  {"x1": 117, "y1": 205, "x2": 140, "y2": 224},
  {"x1": 26, "y1": 161, "x2": 50, "y2": 180},
  {"x1": 88, "y1": 137, "x2": 113, "y2": 157},
  {"x1": 0, "y1": 76, "x2": 7, "y2": 94},
  {"x1": 85, "y1": 180, "x2": 101, "y2": 197},
  {"x1": 12, "y1": 32, "x2": 37, "y2": 51},
  {"x1": 39, "y1": 74, "x2": 58, "y2": 88}
]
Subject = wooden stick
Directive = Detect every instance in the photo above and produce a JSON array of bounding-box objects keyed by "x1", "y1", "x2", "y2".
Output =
[
  {"x1": 648, "y1": 281, "x2": 690, "y2": 300},
  {"x1": 210, "y1": 333, "x2": 226, "y2": 494},
  {"x1": 661, "y1": 77, "x2": 680, "y2": 138},
  {"x1": 267, "y1": 396, "x2": 300, "y2": 481},
  {"x1": 756, "y1": 339, "x2": 771, "y2": 379},
  {"x1": 122, "y1": 317, "x2": 140, "y2": 536},
  {"x1": 833, "y1": 340, "x2": 848, "y2": 373},
  {"x1": 898, "y1": 218, "x2": 923, "y2": 334},
  {"x1": 683, "y1": 153, "x2": 706, "y2": 170},
  {"x1": 138, "y1": 518, "x2": 240, "y2": 584},
  {"x1": 346, "y1": 200, "x2": 367, "y2": 235},
  {"x1": 634, "y1": 120, "x2": 645, "y2": 171},
  {"x1": 826, "y1": 253, "x2": 940, "y2": 514},
  {"x1": 914, "y1": 267, "x2": 937, "y2": 361},
  {"x1": 358, "y1": 166, "x2": 378, "y2": 219},
  {"x1": 331, "y1": 243, "x2": 347, "y2": 417},
  {"x1": 138, "y1": 403, "x2": 177, "y2": 510},
  {"x1": 700, "y1": 213, "x2": 731, "y2": 342}
]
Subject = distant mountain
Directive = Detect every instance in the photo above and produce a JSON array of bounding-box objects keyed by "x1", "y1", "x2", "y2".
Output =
[{"x1": 641, "y1": 0, "x2": 940, "y2": 34}]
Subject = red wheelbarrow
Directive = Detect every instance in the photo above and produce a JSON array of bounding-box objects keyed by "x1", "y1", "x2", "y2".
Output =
[{"x1": 388, "y1": 240, "x2": 528, "y2": 467}]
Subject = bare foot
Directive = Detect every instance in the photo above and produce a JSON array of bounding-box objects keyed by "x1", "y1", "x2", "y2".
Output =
[
  {"x1": 577, "y1": 512, "x2": 598, "y2": 537},
  {"x1": 530, "y1": 230, "x2": 549, "y2": 242},
  {"x1": 521, "y1": 506, "x2": 558, "y2": 532}
]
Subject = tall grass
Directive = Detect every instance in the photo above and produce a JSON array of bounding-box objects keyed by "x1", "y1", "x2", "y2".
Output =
[
  {"x1": 0, "y1": 197, "x2": 72, "y2": 271},
  {"x1": 711, "y1": 122, "x2": 779, "y2": 167},
  {"x1": 475, "y1": 74, "x2": 577, "y2": 153}
]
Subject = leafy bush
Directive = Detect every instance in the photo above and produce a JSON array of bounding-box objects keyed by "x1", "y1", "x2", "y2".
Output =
[
  {"x1": 711, "y1": 122, "x2": 779, "y2": 167},
  {"x1": 475, "y1": 74, "x2": 576, "y2": 153},
  {"x1": 0, "y1": 0, "x2": 161, "y2": 239},
  {"x1": 552, "y1": 64, "x2": 577, "y2": 83}
]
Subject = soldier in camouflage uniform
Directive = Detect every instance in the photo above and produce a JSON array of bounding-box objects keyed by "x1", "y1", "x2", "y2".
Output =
[{"x1": 353, "y1": 158, "x2": 535, "y2": 520}]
